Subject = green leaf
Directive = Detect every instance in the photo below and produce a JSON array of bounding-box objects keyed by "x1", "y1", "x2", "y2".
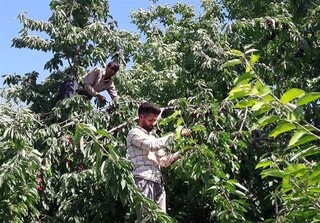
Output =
[
  {"x1": 261, "y1": 168, "x2": 284, "y2": 179},
  {"x1": 282, "y1": 175, "x2": 291, "y2": 191},
  {"x1": 253, "y1": 115, "x2": 280, "y2": 129},
  {"x1": 293, "y1": 107, "x2": 304, "y2": 119},
  {"x1": 96, "y1": 129, "x2": 111, "y2": 139},
  {"x1": 250, "y1": 54, "x2": 260, "y2": 64},
  {"x1": 174, "y1": 126, "x2": 184, "y2": 139},
  {"x1": 252, "y1": 106, "x2": 271, "y2": 117},
  {"x1": 269, "y1": 122, "x2": 296, "y2": 138},
  {"x1": 234, "y1": 99, "x2": 256, "y2": 108},
  {"x1": 84, "y1": 123, "x2": 97, "y2": 133},
  {"x1": 100, "y1": 161, "x2": 106, "y2": 179},
  {"x1": 192, "y1": 124, "x2": 206, "y2": 132},
  {"x1": 227, "y1": 84, "x2": 252, "y2": 100},
  {"x1": 296, "y1": 92, "x2": 320, "y2": 106},
  {"x1": 234, "y1": 190, "x2": 246, "y2": 197},
  {"x1": 222, "y1": 59, "x2": 242, "y2": 68},
  {"x1": 227, "y1": 180, "x2": 248, "y2": 192},
  {"x1": 245, "y1": 48, "x2": 258, "y2": 54},
  {"x1": 255, "y1": 80, "x2": 271, "y2": 96},
  {"x1": 290, "y1": 146, "x2": 320, "y2": 161},
  {"x1": 94, "y1": 143, "x2": 102, "y2": 174},
  {"x1": 262, "y1": 94, "x2": 275, "y2": 102},
  {"x1": 280, "y1": 88, "x2": 305, "y2": 104},
  {"x1": 256, "y1": 160, "x2": 273, "y2": 169},
  {"x1": 227, "y1": 50, "x2": 244, "y2": 57},
  {"x1": 234, "y1": 72, "x2": 254, "y2": 85},
  {"x1": 288, "y1": 131, "x2": 317, "y2": 148},
  {"x1": 285, "y1": 164, "x2": 308, "y2": 175},
  {"x1": 79, "y1": 136, "x2": 85, "y2": 155},
  {"x1": 120, "y1": 179, "x2": 126, "y2": 190},
  {"x1": 234, "y1": 182, "x2": 248, "y2": 192},
  {"x1": 307, "y1": 187, "x2": 320, "y2": 193},
  {"x1": 251, "y1": 101, "x2": 266, "y2": 111},
  {"x1": 286, "y1": 106, "x2": 304, "y2": 122}
]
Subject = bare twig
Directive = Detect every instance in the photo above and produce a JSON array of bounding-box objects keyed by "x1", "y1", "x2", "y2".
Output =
[
  {"x1": 238, "y1": 107, "x2": 248, "y2": 133},
  {"x1": 101, "y1": 105, "x2": 200, "y2": 136},
  {"x1": 107, "y1": 117, "x2": 138, "y2": 133}
]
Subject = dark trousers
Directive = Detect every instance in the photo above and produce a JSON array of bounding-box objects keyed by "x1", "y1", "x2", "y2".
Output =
[{"x1": 57, "y1": 79, "x2": 92, "y2": 100}]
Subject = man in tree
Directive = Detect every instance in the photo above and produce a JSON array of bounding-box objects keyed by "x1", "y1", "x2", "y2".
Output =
[
  {"x1": 80, "y1": 61, "x2": 119, "y2": 103},
  {"x1": 126, "y1": 101, "x2": 190, "y2": 218},
  {"x1": 58, "y1": 61, "x2": 120, "y2": 105}
]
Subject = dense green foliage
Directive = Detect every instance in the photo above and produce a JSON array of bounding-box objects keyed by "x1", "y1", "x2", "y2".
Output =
[{"x1": 1, "y1": 0, "x2": 319, "y2": 222}]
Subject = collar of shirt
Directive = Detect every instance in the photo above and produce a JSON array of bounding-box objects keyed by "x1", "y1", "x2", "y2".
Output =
[{"x1": 136, "y1": 125, "x2": 150, "y2": 135}]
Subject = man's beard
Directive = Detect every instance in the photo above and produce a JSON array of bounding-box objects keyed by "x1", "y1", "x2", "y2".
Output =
[{"x1": 143, "y1": 124, "x2": 154, "y2": 132}]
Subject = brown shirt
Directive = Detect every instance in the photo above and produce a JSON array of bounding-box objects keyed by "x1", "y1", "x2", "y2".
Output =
[{"x1": 83, "y1": 67, "x2": 118, "y2": 99}]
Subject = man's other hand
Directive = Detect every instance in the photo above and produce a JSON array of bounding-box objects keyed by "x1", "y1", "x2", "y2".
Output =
[{"x1": 181, "y1": 128, "x2": 192, "y2": 137}]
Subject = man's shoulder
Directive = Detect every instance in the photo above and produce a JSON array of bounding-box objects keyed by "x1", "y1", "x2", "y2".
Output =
[
  {"x1": 87, "y1": 67, "x2": 104, "y2": 75},
  {"x1": 95, "y1": 67, "x2": 105, "y2": 72},
  {"x1": 128, "y1": 126, "x2": 141, "y2": 134},
  {"x1": 127, "y1": 126, "x2": 146, "y2": 136}
]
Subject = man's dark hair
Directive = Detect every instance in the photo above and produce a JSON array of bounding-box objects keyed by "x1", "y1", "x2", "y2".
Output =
[
  {"x1": 107, "y1": 61, "x2": 119, "y2": 72},
  {"x1": 138, "y1": 102, "x2": 161, "y2": 116}
]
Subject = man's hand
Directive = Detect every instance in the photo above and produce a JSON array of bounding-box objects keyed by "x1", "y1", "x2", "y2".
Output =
[
  {"x1": 181, "y1": 128, "x2": 192, "y2": 137},
  {"x1": 106, "y1": 105, "x2": 115, "y2": 114},
  {"x1": 172, "y1": 151, "x2": 181, "y2": 162},
  {"x1": 65, "y1": 135, "x2": 73, "y2": 146}
]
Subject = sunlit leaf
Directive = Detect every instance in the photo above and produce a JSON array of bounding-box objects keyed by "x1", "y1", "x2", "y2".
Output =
[
  {"x1": 280, "y1": 88, "x2": 305, "y2": 104},
  {"x1": 252, "y1": 106, "x2": 271, "y2": 117},
  {"x1": 261, "y1": 168, "x2": 284, "y2": 178},
  {"x1": 296, "y1": 92, "x2": 320, "y2": 106},
  {"x1": 234, "y1": 72, "x2": 254, "y2": 85},
  {"x1": 285, "y1": 164, "x2": 308, "y2": 175},
  {"x1": 245, "y1": 48, "x2": 258, "y2": 55},
  {"x1": 282, "y1": 175, "x2": 291, "y2": 191},
  {"x1": 227, "y1": 180, "x2": 248, "y2": 192},
  {"x1": 262, "y1": 94, "x2": 275, "y2": 102},
  {"x1": 256, "y1": 160, "x2": 273, "y2": 169},
  {"x1": 120, "y1": 179, "x2": 126, "y2": 190},
  {"x1": 227, "y1": 86, "x2": 251, "y2": 100},
  {"x1": 222, "y1": 59, "x2": 242, "y2": 68},
  {"x1": 251, "y1": 101, "x2": 266, "y2": 111},
  {"x1": 250, "y1": 54, "x2": 260, "y2": 64},
  {"x1": 255, "y1": 80, "x2": 271, "y2": 96},
  {"x1": 227, "y1": 49, "x2": 244, "y2": 57},
  {"x1": 234, "y1": 99, "x2": 256, "y2": 108},
  {"x1": 288, "y1": 131, "x2": 317, "y2": 148},
  {"x1": 174, "y1": 126, "x2": 184, "y2": 139},
  {"x1": 253, "y1": 115, "x2": 279, "y2": 129},
  {"x1": 307, "y1": 187, "x2": 320, "y2": 193},
  {"x1": 290, "y1": 146, "x2": 320, "y2": 161},
  {"x1": 269, "y1": 122, "x2": 296, "y2": 138}
]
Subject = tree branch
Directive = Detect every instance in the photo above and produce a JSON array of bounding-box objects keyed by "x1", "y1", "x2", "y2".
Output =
[
  {"x1": 239, "y1": 107, "x2": 248, "y2": 133},
  {"x1": 105, "y1": 105, "x2": 199, "y2": 134},
  {"x1": 107, "y1": 117, "x2": 138, "y2": 133}
]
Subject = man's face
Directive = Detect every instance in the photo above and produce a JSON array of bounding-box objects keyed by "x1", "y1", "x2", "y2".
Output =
[
  {"x1": 104, "y1": 65, "x2": 118, "y2": 79},
  {"x1": 139, "y1": 113, "x2": 159, "y2": 132}
]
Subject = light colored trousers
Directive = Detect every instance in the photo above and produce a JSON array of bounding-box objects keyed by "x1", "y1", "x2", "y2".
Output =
[{"x1": 135, "y1": 177, "x2": 166, "y2": 222}]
